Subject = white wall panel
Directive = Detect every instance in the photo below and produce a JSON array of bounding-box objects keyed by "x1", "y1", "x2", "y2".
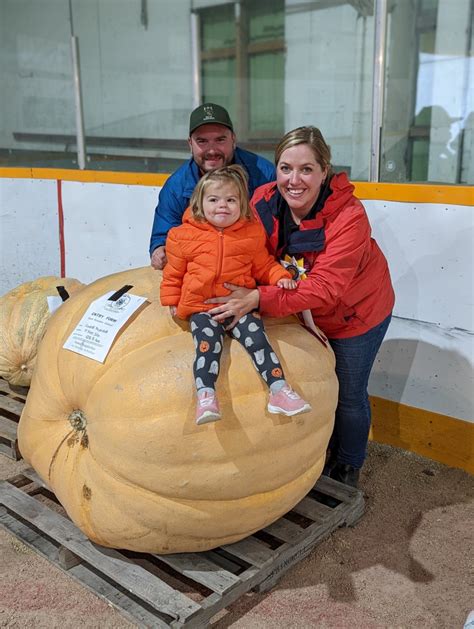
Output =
[
  {"x1": 0, "y1": 178, "x2": 60, "y2": 295},
  {"x1": 370, "y1": 316, "x2": 473, "y2": 422},
  {"x1": 365, "y1": 197, "x2": 473, "y2": 423},
  {"x1": 61, "y1": 181, "x2": 159, "y2": 284},
  {"x1": 365, "y1": 199, "x2": 474, "y2": 332}
]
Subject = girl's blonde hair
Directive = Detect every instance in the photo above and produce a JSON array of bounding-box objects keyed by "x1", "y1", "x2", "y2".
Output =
[
  {"x1": 275, "y1": 126, "x2": 334, "y2": 178},
  {"x1": 190, "y1": 164, "x2": 251, "y2": 222}
]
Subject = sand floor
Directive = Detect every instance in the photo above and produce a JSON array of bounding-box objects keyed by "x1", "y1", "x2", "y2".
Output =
[{"x1": 1, "y1": 441, "x2": 473, "y2": 628}]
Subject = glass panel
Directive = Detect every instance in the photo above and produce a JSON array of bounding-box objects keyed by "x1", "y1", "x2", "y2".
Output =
[
  {"x1": 248, "y1": 0, "x2": 284, "y2": 43},
  {"x1": 199, "y1": 1, "x2": 285, "y2": 141},
  {"x1": 247, "y1": 0, "x2": 285, "y2": 137},
  {"x1": 6, "y1": 0, "x2": 471, "y2": 182},
  {"x1": 200, "y1": 3, "x2": 236, "y2": 122},
  {"x1": 0, "y1": 0, "x2": 76, "y2": 168},
  {"x1": 0, "y1": 0, "x2": 197, "y2": 172},
  {"x1": 1, "y1": 0, "x2": 375, "y2": 177},
  {"x1": 201, "y1": 4, "x2": 235, "y2": 50},
  {"x1": 459, "y1": 3, "x2": 474, "y2": 184},
  {"x1": 202, "y1": 58, "x2": 236, "y2": 120},
  {"x1": 249, "y1": 53, "x2": 284, "y2": 134},
  {"x1": 284, "y1": 1, "x2": 375, "y2": 178},
  {"x1": 73, "y1": 0, "x2": 193, "y2": 172},
  {"x1": 382, "y1": 0, "x2": 474, "y2": 184}
]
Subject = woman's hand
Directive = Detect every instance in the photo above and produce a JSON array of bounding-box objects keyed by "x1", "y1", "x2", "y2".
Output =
[
  {"x1": 205, "y1": 283, "x2": 260, "y2": 329},
  {"x1": 169, "y1": 305, "x2": 177, "y2": 316}
]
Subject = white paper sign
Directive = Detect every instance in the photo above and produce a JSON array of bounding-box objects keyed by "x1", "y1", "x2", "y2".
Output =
[
  {"x1": 63, "y1": 291, "x2": 147, "y2": 363},
  {"x1": 47, "y1": 295, "x2": 64, "y2": 314}
]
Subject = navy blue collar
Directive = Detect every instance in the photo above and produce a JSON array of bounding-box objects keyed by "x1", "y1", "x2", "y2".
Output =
[{"x1": 254, "y1": 182, "x2": 331, "y2": 256}]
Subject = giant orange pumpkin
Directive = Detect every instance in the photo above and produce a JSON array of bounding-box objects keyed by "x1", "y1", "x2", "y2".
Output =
[
  {"x1": 18, "y1": 266, "x2": 337, "y2": 553},
  {"x1": 0, "y1": 276, "x2": 84, "y2": 386}
]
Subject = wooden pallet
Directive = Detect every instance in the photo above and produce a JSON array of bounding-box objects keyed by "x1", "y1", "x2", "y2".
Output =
[
  {"x1": 0, "y1": 468, "x2": 364, "y2": 628},
  {"x1": 0, "y1": 378, "x2": 27, "y2": 460}
]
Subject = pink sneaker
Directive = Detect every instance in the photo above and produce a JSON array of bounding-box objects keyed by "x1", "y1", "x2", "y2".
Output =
[
  {"x1": 196, "y1": 390, "x2": 221, "y2": 425},
  {"x1": 268, "y1": 385, "x2": 311, "y2": 417}
]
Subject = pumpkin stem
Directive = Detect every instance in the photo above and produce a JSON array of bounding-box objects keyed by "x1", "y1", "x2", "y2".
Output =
[{"x1": 69, "y1": 409, "x2": 87, "y2": 431}]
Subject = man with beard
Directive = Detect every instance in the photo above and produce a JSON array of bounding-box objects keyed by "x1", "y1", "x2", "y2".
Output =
[{"x1": 149, "y1": 103, "x2": 275, "y2": 270}]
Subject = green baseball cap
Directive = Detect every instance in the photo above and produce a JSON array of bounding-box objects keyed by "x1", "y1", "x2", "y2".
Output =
[{"x1": 189, "y1": 103, "x2": 234, "y2": 135}]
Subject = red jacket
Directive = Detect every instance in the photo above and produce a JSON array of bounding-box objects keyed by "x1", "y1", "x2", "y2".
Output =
[
  {"x1": 161, "y1": 210, "x2": 291, "y2": 320},
  {"x1": 251, "y1": 173, "x2": 395, "y2": 338}
]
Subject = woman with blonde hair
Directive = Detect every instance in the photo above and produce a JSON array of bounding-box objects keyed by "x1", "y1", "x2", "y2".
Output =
[{"x1": 207, "y1": 127, "x2": 394, "y2": 488}]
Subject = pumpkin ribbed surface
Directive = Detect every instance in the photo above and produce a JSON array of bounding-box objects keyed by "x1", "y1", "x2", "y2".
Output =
[
  {"x1": 18, "y1": 266, "x2": 337, "y2": 553},
  {"x1": 0, "y1": 276, "x2": 84, "y2": 386}
]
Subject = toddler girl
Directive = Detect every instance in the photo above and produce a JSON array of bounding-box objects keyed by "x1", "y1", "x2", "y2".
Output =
[{"x1": 160, "y1": 165, "x2": 311, "y2": 425}]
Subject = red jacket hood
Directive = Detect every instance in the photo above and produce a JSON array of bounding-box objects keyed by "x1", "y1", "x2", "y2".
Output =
[{"x1": 322, "y1": 172, "x2": 356, "y2": 216}]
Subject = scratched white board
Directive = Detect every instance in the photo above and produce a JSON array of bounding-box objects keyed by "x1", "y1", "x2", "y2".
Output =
[
  {"x1": 61, "y1": 181, "x2": 160, "y2": 284},
  {"x1": 365, "y1": 199, "x2": 473, "y2": 332},
  {"x1": 369, "y1": 316, "x2": 473, "y2": 422},
  {"x1": 0, "y1": 178, "x2": 61, "y2": 295},
  {"x1": 365, "y1": 198, "x2": 473, "y2": 422}
]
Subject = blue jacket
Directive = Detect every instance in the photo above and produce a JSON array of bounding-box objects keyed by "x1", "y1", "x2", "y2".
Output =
[{"x1": 149, "y1": 147, "x2": 275, "y2": 254}]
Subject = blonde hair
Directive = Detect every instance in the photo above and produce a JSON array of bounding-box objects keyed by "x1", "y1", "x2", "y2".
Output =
[
  {"x1": 190, "y1": 165, "x2": 251, "y2": 222},
  {"x1": 275, "y1": 126, "x2": 334, "y2": 178}
]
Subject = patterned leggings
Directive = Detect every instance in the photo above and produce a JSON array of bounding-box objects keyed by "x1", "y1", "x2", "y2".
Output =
[{"x1": 190, "y1": 311, "x2": 286, "y2": 392}]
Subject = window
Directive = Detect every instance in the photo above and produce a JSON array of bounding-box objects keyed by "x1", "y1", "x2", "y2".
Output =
[
  {"x1": 1, "y1": 0, "x2": 472, "y2": 182},
  {"x1": 382, "y1": 0, "x2": 473, "y2": 183},
  {"x1": 198, "y1": 0, "x2": 285, "y2": 144},
  {"x1": 197, "y1": 0, "x2": 374, "y2": 175}
]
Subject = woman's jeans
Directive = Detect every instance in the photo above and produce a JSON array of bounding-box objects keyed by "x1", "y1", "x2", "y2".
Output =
[{"x1": 328, "y1": 314, "x2": 391, "y2": 469}]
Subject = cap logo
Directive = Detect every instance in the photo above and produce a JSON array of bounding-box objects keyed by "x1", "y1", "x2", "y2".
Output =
[{"x1": 203, "y1": 105, "x2": 215, "y2": 121}]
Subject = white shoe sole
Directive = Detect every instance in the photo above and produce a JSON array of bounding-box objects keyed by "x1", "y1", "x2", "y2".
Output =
[
  {"x1": 196, "y1": 411, "x2": 221, "y2": 425},
  {"x1": 267, "y1": 403, "x2": 312, "y2": 417}
]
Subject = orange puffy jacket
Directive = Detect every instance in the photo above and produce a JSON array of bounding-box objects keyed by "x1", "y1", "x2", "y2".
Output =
[{"x1": 160, "y1": 211, "x2": 291, "y2": 320}]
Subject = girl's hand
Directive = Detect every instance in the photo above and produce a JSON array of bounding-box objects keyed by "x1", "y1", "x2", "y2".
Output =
[
  {"x1": 169, "y1": 306, "x2": 177, "y2": 316},
  {"x1": 205, "y1": 283, "x2": 260, "y2": 329},
  {"x1": 277, "y1": 278, "x2": 297, "y2": 290}
]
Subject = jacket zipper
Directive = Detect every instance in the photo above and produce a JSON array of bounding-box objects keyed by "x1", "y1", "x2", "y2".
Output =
[{"x1": 213, "y1": 230, "x2": 224, "y2": 296}]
